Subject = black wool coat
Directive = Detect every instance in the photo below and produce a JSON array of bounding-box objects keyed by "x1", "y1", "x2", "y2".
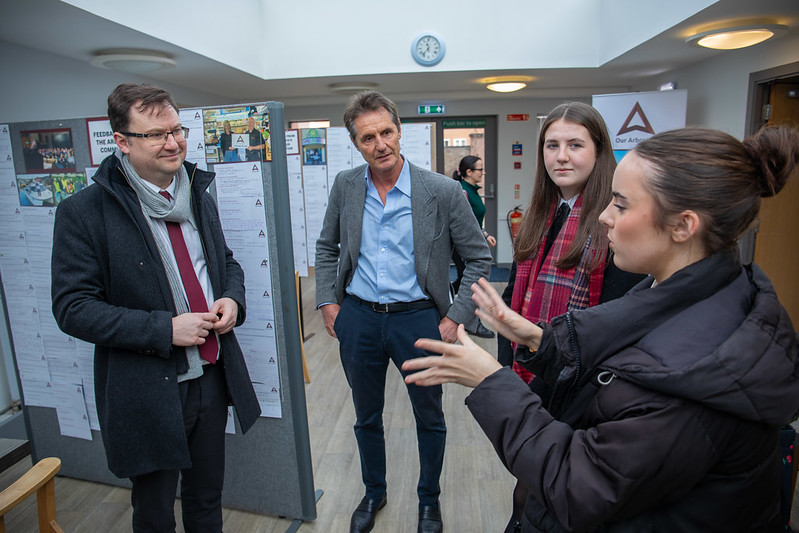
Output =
[{"x1": 51, "y1": 154, "x2": 261, "y2": 478}]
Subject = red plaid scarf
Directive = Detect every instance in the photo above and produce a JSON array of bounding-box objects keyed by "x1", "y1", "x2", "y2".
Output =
[{"x1": 511, "y1": 196, "x2": 605, "y2": 383}]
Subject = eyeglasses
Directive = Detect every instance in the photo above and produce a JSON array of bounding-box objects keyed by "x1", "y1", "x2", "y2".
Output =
[
  {"x1": 472, "y1": 168, "x2": 484, "y2": 172},
  {"x1": 120, "y1": 127, "x2": 189, "y2": 145}
]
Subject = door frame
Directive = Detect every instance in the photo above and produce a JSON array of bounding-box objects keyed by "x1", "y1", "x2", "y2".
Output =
[
  {"x1": 739, "y1": 60, "x2": 799, "y2": 262},
  {"x1": 402, "y1": 115, "x2": 498, "y2": 262}
]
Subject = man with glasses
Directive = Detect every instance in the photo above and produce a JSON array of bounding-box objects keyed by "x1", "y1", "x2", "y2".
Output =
[{"x1": 51, "y1": 83, "x2": 260, "y2": 532}]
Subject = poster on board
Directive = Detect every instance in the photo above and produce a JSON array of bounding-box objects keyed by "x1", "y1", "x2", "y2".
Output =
[{"x1": 85, "y1": 118, "x2": 115, "y2": 166}]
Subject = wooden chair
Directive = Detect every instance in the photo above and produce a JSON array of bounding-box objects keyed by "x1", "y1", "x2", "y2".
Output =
[{"x1": 0, "y1": 457, "x2": 63, "y2": 533}]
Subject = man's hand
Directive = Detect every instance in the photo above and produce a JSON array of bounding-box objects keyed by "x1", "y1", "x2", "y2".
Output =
[
  {"x1": 210, "y1": 297, "x2": 239, "y2": 334},
  {"x1": 438, "y1": 316, "x2": 459, "y2": 343},
  {"x1": 172, "y1": 312, "x2": 218, "y2": 347},
  {"x1": 320, "y1": 303, "x2": 340, "y2": 338}
]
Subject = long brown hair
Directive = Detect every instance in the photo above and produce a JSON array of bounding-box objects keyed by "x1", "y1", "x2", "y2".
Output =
[
  {"x1": 513, "y1": 102, "x2": 614, "y2": 269},
  {"x1": 633, "y1": 125, "x2": 799, "y2": 254}
]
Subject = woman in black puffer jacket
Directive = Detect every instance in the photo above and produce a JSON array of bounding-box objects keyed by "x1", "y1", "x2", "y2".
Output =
[{"x1": 404, "y1": 125, "x2": 799, "y2": 532}]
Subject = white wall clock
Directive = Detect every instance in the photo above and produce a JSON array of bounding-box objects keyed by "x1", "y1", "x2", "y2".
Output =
[{"x1": 411, "y1": 33, "x2": 445, "y2": 67}]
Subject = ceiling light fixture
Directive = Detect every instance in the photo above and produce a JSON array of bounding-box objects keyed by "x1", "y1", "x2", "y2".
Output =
[
  {"x1": 90, "y1": 50, "x2": 176, "y2": 73},
  {"x1": 686, "y1": 24, "x2": 788, "y2": 50},
  {"x1": 328, "y1": 82, "x2": 379, "y2": 95},
  {"x1": 481, "y1": 76, "x2": 534, "y2": 93},
  {"x1": 487, "y1": 82, "x2": 527, "y2": 93}
]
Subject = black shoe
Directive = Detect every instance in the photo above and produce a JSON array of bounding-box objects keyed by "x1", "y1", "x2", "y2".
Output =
[
  {"x1": 418, "y1": 504, "x2": 443, "y2": 533},
  {"x1": 468, "y1": 321, "x2": 495, "y2": 339},
  {"x1": 350, "y1": 494, "x2": 387, "y2": 533}
]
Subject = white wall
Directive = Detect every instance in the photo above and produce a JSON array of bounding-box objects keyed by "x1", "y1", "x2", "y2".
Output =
[
  {"x1": 60, "y1": 0, "x2": 710, "y2": 79},
  {"x1": 62, "y1": 0, "x2": 265, "y2": 77}
]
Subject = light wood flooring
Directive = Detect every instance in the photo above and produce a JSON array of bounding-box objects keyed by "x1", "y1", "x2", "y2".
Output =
[{"x1": 0, "y1": 277, "x2": 515, "y2": 532}]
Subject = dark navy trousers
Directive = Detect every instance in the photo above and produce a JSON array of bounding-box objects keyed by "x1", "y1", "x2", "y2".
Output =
[{"x1": 335, "y1": 295, "x2": 447, "y2": 507}]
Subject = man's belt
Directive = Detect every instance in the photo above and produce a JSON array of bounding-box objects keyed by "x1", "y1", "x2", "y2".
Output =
[{"x1": 349, "y1": 295, "x2": 435, "y2": 313}]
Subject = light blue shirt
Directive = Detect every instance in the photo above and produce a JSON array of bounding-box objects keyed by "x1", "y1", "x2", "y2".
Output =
[{"x1": 346, "y1": 158, "x2": 428, "y2": 304}]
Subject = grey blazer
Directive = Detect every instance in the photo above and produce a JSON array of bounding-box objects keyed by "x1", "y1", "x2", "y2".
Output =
[{"x1": 315, "y1": 160, "x2": 492, "y2": 326}]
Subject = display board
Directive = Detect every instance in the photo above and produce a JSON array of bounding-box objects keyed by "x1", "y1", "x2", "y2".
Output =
[{"x1": 0, "y1": 101, "x2": 316, "y2": 521}]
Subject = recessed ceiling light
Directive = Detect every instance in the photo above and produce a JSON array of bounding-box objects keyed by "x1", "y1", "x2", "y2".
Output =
[
  {"x1": 90, "y1": 50, "x2": 176, "y2": 73},
  {"x1": 328, "y1": 82, "x2": 379, "y2": 95},
  {"x1": 686, "y1": 24, "x2": 788, "y2": 50}
]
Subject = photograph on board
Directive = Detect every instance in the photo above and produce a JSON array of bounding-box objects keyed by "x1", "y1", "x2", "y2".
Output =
[
  {"x1": 20, "y1": 129, "x2": 76, "y2": 173},
  {"x1": 202, "y1": 105, "x2": 271, "y2": 164},
  {"x1": 17, "y1": 174, "x2": 55, "y2": 207},
  {"x1": 51, "y1": 172, "x2": 88, "y2": 205}
]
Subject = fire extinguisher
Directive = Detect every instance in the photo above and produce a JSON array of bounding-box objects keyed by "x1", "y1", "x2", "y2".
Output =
[{"x1": 508, "y1": 206, "x2": 523, "y2": 242}]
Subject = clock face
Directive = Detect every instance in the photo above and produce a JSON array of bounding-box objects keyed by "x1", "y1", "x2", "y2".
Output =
[{"x1": 412, "y1": 33, "x2": 445, "y2": 66}]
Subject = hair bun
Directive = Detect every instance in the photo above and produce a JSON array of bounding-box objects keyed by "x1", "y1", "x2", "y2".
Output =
[{"x1": 743, "y1": 125, "x2": 799, "y2": 198}]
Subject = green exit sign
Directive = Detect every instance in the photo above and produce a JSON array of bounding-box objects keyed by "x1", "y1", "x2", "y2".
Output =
[{"x1": 418, "y1": 105, "x2": 445, "y2": 115}]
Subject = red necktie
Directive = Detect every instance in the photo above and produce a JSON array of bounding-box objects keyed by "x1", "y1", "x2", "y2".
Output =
[{"x1": 159, "y1": 191, "x2": 218, "y2": 363}]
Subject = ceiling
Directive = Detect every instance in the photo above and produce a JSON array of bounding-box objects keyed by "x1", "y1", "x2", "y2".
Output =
[{"x1": 1, "y1": 0, "x2": 797, "y2": 107}]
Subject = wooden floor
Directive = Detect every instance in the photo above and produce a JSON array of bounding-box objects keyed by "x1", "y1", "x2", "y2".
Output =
[{"x1": 0, "y1": 277, "x2": 515, "y2": 532}]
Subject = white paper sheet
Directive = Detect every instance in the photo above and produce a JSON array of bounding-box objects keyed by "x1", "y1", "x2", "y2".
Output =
[{"x1": 53, "y1": 380, "x2": 93, "y2": 441}]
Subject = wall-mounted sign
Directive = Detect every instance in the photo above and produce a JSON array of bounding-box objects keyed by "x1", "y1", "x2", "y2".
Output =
[
  {"x1": 512, "y1": 143, "x2": 523, "y2": 156},
  {"x1": 592, "y1": 90, "x2": 687, "y2": 150},
  {"x1": 514, "y1": 161, "x2": 521, "y2": 169},
  {"x1": 418, "y1": 105, "x2": 445, "y2": 115},
  {"x1": 442, "y1": 119, "x2": 486, "y2": 128},
  {"x1": 507, "y1": 114, "x2": 530, "y2": 121}
]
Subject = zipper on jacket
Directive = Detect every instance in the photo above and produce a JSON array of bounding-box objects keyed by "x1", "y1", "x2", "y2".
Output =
[{"x1": 558, "y1": 311, "x2": 582, "y2": 419}]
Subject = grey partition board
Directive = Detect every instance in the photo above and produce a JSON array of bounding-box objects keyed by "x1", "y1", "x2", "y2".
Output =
[
  {"x1": 210, "y1": 102, "x2": 315, "y2": 518},
  {"x1": 6, "y1": 104, "x2": 316, "y2": 521},
  {"x1": 25, "y1": 407, "x2": 127, "y2": 487}
]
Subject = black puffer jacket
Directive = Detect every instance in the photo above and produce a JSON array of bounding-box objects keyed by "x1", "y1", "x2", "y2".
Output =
[{"x1": 467, "y1": 250, "x2": 799, "y2": 532}]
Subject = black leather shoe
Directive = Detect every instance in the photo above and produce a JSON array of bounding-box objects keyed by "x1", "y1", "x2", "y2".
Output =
[
  {"x1": 468, "y1": 321, "x2": 495, "y2": 339},
  {"x1": 350, "y1": 494, "x2": 387, "y2": 533},
  {"x1": 418, "y1": 504, "x2": 443, "y2": 533}
]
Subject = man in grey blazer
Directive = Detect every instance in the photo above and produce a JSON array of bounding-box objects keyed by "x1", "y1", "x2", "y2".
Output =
[{"x1": 316, "y1": 91, "x2": 491, "y2": 533}]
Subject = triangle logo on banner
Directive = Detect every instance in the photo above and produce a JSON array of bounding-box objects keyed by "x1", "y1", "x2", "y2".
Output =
[{"x1": 617, "y1": 101, "x2": 655, "y2": 136}]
